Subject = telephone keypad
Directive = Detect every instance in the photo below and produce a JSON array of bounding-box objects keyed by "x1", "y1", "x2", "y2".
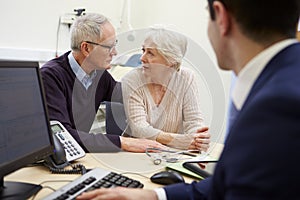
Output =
[{"x1": 51, "y1": 120, "x2": 85, "y2": 162}]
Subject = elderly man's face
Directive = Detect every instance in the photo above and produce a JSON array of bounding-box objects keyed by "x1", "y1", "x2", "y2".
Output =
[{"x1": 83, "y1": 22, "x2": 117, "y2": 71}]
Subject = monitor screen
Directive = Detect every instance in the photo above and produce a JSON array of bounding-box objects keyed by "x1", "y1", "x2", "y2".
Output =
[{"x1": 0, "y1": 61, "x2": 53, "y2": 199}]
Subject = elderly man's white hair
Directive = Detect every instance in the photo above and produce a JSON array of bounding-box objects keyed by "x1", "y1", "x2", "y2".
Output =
[
  {"x1": 144, "y1": 25, "x2": 188, "y2": 71},
  {"x1": 70, "y1": 13, "x2": 109, "y2": 51}
]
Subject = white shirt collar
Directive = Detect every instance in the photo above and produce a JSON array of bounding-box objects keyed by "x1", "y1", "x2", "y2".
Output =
[{"x1": 232, "y1": 39, "x2": 298, "y2": 110}]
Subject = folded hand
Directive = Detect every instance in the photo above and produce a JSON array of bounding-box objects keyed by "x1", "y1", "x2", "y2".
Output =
[{"x1": 189, "y1": 127, "x2": 210, "y2": 151}]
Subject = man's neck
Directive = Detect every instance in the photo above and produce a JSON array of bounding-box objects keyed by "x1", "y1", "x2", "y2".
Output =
[
  {"x1": 230, "y1": 29, "x2": 290, "y2": 75},
  {"x1": 229, "y1": 32, "x2": 284, "y2": 75},
  {"x1": 232, "y1": 41, "x2": 264, "y2": 75},
  {"x1": 72, "y1": 51, "x2": 94, "y2": 75}
]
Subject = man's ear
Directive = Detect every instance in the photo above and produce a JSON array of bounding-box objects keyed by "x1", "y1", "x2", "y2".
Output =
[
  {"x1": 213, "y1": 1, "x2": 231, "y2": 36},
  {"x1": 80, "y1": 42, "x2": 90, "y2": 57}
]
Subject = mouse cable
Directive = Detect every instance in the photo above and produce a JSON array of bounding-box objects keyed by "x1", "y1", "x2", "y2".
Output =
[
  {"x1": 39, "y1": 179, "x2": 73, "y2": 185},
  {"x1": 31, "y1": 180, "x2": 75, "y2": 200},
  {"x1": 119, "y1": 172, "x2": 150, "y2": 179},
  {"x1": 30, "y1": 185, "x2": 56, "y2": 200}
]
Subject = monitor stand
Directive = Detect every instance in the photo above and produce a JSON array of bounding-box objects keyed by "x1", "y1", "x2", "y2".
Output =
[{"x1": 0, "y1": 179, "x2": 42, "y2": 200}]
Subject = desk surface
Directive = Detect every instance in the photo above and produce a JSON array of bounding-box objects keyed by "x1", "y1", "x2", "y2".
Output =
[{"x1": 5, "y1": 143, "x2": 223, "y2": 199}]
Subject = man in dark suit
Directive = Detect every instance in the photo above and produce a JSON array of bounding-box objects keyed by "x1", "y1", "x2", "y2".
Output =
[{"x1": 77, "y1": 0, "x2": 300, "y2": 199}]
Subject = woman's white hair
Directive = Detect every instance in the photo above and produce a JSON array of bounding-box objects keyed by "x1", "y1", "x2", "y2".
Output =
[
  {"x1": 144, "y1": 25, "x2": 188, "y2": 71},
  {"x1": 70, "y1": 13, "x2": 108, "y2": 51}
]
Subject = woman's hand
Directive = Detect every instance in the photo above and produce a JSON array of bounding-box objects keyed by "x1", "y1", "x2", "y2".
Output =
[
  {"x1": 155, "y1": 127, "x2": 210, "y2": 150},
  {"x1": 189, "y1": 127, "x2": 210, "y2": 151}
]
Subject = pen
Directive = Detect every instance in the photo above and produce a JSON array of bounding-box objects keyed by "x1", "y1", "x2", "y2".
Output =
[{"x1": 181, "y1": 152, "x2": 197, "y2": 157}]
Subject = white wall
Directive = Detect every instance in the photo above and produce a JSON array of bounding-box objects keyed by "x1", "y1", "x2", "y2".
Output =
[
  {"x1": 0, "y1": 0, "x2": 231, "y2": 143},
  {"x1": 0, "y1": 0, "x2": 124, "y2": 60},
  {"x1": 0, "y1": 0, "x2": 215, "y2": 62}
]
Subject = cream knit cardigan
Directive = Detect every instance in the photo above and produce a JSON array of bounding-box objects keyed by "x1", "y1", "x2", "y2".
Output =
[{"x1": 121, "y1": 67, "x2": 205, "y2": 139}]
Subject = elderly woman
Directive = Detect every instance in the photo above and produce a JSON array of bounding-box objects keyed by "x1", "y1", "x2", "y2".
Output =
[{"x1": 121, "y1": 27, "x2": 210, "y2": 151}]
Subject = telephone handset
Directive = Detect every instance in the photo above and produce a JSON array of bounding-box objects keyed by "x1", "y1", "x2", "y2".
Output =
[{"x1": 45, "y1": 120, "x2": 86, "y2": 169}]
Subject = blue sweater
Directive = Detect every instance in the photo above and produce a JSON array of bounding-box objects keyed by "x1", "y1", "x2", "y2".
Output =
[{"x1": 41, "y1": 51, "x2": 122, "y2": 152}]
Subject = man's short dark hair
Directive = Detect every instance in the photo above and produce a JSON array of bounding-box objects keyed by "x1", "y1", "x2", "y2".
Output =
[{"x1": 207, "y1": 0, "x2": 300, "y2": 44}]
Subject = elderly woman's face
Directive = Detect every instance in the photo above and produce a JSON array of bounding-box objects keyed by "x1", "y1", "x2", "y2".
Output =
[{"x1": 141, "y1": 40, "x2": 173, "y2": 80}]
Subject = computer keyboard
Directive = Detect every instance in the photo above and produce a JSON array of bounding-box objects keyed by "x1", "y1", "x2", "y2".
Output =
[{"x1": 43, "y1": 168, "x2": 144, "y2": 200}]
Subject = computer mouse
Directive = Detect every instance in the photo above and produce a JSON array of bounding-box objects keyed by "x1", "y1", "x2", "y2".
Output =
[{"x1": 150, "y1": 170, "x2": 185, "y2": 185}]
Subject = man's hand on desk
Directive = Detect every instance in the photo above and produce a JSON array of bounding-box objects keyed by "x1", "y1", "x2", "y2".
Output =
[
  {"x1": 76, "y1": 187, "x2": 157, "y2": 200},
  {"x1": 120, "y1": 137, "x2": 167, "y2": 153}
]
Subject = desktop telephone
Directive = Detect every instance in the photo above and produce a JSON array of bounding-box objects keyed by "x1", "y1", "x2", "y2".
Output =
[{"x1": 44, "y1": 120, "x2": 86, "y2": 172}]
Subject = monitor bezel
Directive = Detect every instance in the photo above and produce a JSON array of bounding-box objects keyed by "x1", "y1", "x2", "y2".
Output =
[{"x1": 0, "y1": 60, "x2": 54, "y2": 182}]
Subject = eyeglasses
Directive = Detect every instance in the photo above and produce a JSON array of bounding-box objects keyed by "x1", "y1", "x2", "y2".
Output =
[
  {"x1": 146, "y1": 148, "x2": 198, "y2": 165},
  {"x1": 84, "y1": 40, "x2": 118, "y2": 53}
]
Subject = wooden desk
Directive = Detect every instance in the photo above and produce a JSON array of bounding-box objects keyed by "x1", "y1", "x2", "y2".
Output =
[{"x1": 5, "y1": 143, "x2": 223, "y2": 199}]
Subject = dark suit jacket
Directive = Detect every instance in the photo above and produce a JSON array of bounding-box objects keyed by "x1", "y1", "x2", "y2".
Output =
[{"x1": 164, "y1": 43, "x2": 300, "y2": 199}]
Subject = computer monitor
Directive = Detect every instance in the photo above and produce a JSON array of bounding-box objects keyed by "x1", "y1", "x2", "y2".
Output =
[{"x1": 0, "y1": 61, "x2": 54, "y2": 199}]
